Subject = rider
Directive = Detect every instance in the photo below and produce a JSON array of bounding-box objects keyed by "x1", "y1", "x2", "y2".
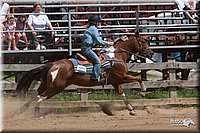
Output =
[{"x1": 81, "y1": 15, "x2": 114, "y2": 83}]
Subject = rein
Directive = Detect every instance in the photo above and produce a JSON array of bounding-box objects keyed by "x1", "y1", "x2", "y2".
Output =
[{"x1": 119, "y1": 48, "x2": 156, "y2": 63}]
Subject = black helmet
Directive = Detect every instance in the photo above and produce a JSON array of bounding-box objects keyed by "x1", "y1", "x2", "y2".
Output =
[{"x1": 88, "y1": 15, "x2": 101, "y2": 24}]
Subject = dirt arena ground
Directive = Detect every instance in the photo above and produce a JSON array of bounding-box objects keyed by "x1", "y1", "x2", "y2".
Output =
[{"x1": 2, "y1": 96, "x2": 199, "y2": 133}]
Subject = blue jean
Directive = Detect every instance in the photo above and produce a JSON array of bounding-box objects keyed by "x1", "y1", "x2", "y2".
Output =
[
  {"x1": 28, "y1": 30, "x2": 52, "y2": 46},
  {"x1": 81, "y1": 45, "x2": 101, "y2": 80}
]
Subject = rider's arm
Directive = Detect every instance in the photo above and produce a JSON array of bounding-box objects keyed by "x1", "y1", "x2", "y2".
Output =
[{"x1": 90, "y1": 26, "x2": 108, "y2": 46}]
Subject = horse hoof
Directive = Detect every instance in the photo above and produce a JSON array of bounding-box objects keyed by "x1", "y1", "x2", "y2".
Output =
[{"x1": 129, "y1": 110, "x2": 136, "y2": 116}]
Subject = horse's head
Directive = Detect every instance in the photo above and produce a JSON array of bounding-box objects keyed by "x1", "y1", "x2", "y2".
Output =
[
  {"x1": 114, "y1": 31, "x2": 154, "y2": 60},
  {"x1": 133, "y1": 31, "x2": 154, "y2": 59}
]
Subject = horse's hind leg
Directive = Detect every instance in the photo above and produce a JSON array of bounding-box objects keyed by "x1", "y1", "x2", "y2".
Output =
[
  {"x1": 36, "y1": 82, "x2": 48, "y2": 102},
  {"x1": 12, "y1": 90, "x2": 39, "y2": 117},
  {"x1": 17, "y1": 82, "x2": 47, "y2": 114},
  {"x1": 36, "y1": 86, "x2": 65, "y2": 103}
]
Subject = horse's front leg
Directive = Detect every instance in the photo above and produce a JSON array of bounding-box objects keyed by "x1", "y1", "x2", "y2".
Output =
[
  {"x1": 112, "y1": 84, "x2": 136, "y2": 115},
  {"x1": 123, "y1": 75, "x2": 147, "y2": 97}
]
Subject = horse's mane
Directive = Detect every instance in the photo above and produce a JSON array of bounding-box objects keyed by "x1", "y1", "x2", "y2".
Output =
[
  {"x1": 114, "y1": 34, "x2": 148, "y2": 46},
  {"x1": 114, "y1": 35, "x2": 136, "y2": 47},
  {"x1": 114, "y1": 35, "x2": 129, "y2": 45}
]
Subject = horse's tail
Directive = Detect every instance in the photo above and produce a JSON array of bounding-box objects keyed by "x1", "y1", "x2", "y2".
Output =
[{"x1": 16, "y1": 63, "x2": 53, "y2": 98}]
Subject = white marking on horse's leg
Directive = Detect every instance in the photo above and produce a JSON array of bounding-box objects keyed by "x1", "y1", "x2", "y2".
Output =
[
  {"x1": 50, "y1": 66, "x2": 61, "y2": 83},
  {"x1": 140, "y1": 82, "x2": 147, "y2": 92},
  {"x1": 139, "y1": 82, "x2": 147, "y2": 97},
  {"x1": 120, "y1": 93, "x2": 135, "y2": 115},
  {"x1": 121, "y1": 93, "x2": 125, "y2": 97},
  {"x1": 37, "y1": 95, "x2": 47, "y2": 103},
  {"x1": 127, "y1": 103, "x2": 134, "y2": 111}
]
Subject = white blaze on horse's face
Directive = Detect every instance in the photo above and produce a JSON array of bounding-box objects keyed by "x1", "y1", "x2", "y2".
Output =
[
  {"x1": 105, "y1": 46, "x2": 116, "y2": 58},
  {"x1": 50, "y1": 66, "x2": 61, "y2": 83}
]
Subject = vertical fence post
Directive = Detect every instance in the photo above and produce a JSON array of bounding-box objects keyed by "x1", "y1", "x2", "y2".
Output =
[
  {"x1": 68, "y1": 8, "x2": 72, "y2": 55},
  {"x1": 15, "y1": 59, "x2": 22, "y2": 83},
  {"x1": 168, "y1": 59, "x2": 177, "y2": 102},
  {"x1": 136, "y1": 5, "x2": 139, "y2": 31},
  {"x1": 79, "y1": 88, "x2": 90, "y2": 101}
]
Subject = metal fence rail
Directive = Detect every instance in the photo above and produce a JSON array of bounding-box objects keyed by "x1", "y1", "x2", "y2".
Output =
[{"x1": 2, "y1": 2, "x2": 199, "y2": 55}]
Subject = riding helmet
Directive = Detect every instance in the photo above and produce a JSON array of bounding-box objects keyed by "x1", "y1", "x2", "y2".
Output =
[{"x1": 88, "y1": 15, "x2": 101, "y2": 24}]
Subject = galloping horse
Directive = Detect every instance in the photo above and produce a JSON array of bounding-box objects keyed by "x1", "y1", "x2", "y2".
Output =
[{"x1": 15, "y1": 31, "x2": 153, "y2": 115}]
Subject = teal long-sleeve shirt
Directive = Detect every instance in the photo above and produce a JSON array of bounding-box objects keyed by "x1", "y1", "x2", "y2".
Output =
[{"x1": 83, "y1": 25, "x2": 108, "y2": 46}]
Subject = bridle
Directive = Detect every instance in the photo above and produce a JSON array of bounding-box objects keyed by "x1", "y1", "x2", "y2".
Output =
[{"x1": 100, "y1": 35, "x2": 155, "y2": 63}]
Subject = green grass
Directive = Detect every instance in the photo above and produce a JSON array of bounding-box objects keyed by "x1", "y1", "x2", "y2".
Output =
[
  {"x1": 49, "y1": 91, "x2": 80, "y2": 101},
  {"x1": 177, "y1": 88, "x2": 199, "y2": 98},
  {"x1": 49, "y1": 87, "x2": 199, "y2": 102},
  {"x1": 88, "y1": 90, "x2": 120, "y2": 100},
  {"x1": 2, "y1": 72, "x2": 15, "y2": 81},
  {"x1": 145, "y1": 89, "x2": 169, "y2": 99}
]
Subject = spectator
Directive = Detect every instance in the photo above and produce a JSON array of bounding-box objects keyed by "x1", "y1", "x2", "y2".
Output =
[
  {"x1": 175, "y1": 0, "x2": 198, "y2": 23},
  {"x1": 4, "y1": 15, "x2": 18, "y2": 50},
  {"x1": 1, "y1": 24, "x2": 6, "y2": 41},
  {"x1": 27, "y1": 2, "x2": 54, "y2": 50},
  {"x1": 15, "y1": 15, "x2": 28, "y2": 50},
  {"x1": 1, "y1": 2, "x2": 10, "y2": 42},
  {"x1": 1, "y1": 2, "x2": 10, "y2": 24}
]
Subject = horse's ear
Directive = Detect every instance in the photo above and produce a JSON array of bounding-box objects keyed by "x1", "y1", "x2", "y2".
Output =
[{"x1": 135, "y1": 30, "x2": 140, "y2": 37}]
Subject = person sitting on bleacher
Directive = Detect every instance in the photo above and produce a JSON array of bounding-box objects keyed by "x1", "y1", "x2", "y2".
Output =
[
  {"x1": 1, "y1": 2, "x2": 10, "y2": 24},
  {"x1": 15, "y1": 15, "x2": 29, "y2": 50},
  {"x1": 27, "y1": 2, "x2": 54, "y2": 50},
  {"x1": 1, "y1": 2, "x2": 10, "y2": 43},
  {"x1": 4, "y1": 15, "x2": 19, "y2": 51},
  {"x1": 175, "y1": 0, "x2": 198, "y2": 23}
]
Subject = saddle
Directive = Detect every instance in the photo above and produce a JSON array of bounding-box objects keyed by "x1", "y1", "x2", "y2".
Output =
[
  {"x1": 69, "y1": 49, "x2": 112, "y2": 86},
  {"x1": 76, "y1": 50, "x2": 105, "y2": 65}
]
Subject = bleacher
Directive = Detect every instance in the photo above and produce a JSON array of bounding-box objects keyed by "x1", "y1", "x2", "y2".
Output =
[{"x1": 1, "y1": 1, "x2": 199, "y2": 65}]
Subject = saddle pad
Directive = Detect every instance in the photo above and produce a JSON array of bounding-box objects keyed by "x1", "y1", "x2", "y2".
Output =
[{"x1": 69, "y1": 58, "x2": 93, "y2": 74}]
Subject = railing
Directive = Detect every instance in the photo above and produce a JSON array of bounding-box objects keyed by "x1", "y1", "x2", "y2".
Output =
[
  {"x1": 2, "y1": 59, "x2": 199, "y2": 108},
  {"x1": 2, "y1": 2, "x2": 199, "y2": 55},
  {"x1": 1, "y1": 2, "x2": 199, "y2": 110}
]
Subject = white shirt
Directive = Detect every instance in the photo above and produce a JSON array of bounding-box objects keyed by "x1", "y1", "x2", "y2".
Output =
[
  {"x1": 27, "y1": 11, "x2": 51, "y2": 30},
  {"x1": 1, "y1": 3, "x2": 9, "y2": 20},
  {"x1": 175, "y1": 0, "x2": 197, "y2": 10},
  {"x1": 5, "y1": 22, "x2": 16, "y2": 30}
]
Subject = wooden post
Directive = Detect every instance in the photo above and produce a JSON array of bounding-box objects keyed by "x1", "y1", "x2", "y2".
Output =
[
  {"x1": 15, "y1": 58, "x2": 22, "y2": 83},
  {"x1": 168, "y1": 59, "x2": 177, "y2": 102},
  {"x1": 140, "y1": 58, "x2": 147, "y2": 80},
  {"x1": 162, "y1": 52, "x2": 168, "y2": 80},
  {"x1": 34, "y1": 103, "x2": 40, "y2": 118},
  {"x1": 79, "y1": 88, "x2": 90, "y2": 101},
  {"x1": 181, "y1": 51, "x2": 190, "y2": 80}
]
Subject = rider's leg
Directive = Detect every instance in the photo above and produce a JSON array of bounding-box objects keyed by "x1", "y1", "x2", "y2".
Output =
[
  {"x1": 81, "y1": 46, "x2": 101, "y2": 81},
  {"x1": 88, "y1": 51, "x2": 101, "y2": 80}
]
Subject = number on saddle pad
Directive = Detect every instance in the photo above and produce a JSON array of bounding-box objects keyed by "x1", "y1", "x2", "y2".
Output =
[{"x1": 77, "y1": 65, "x2": 87, "y2": 73}]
